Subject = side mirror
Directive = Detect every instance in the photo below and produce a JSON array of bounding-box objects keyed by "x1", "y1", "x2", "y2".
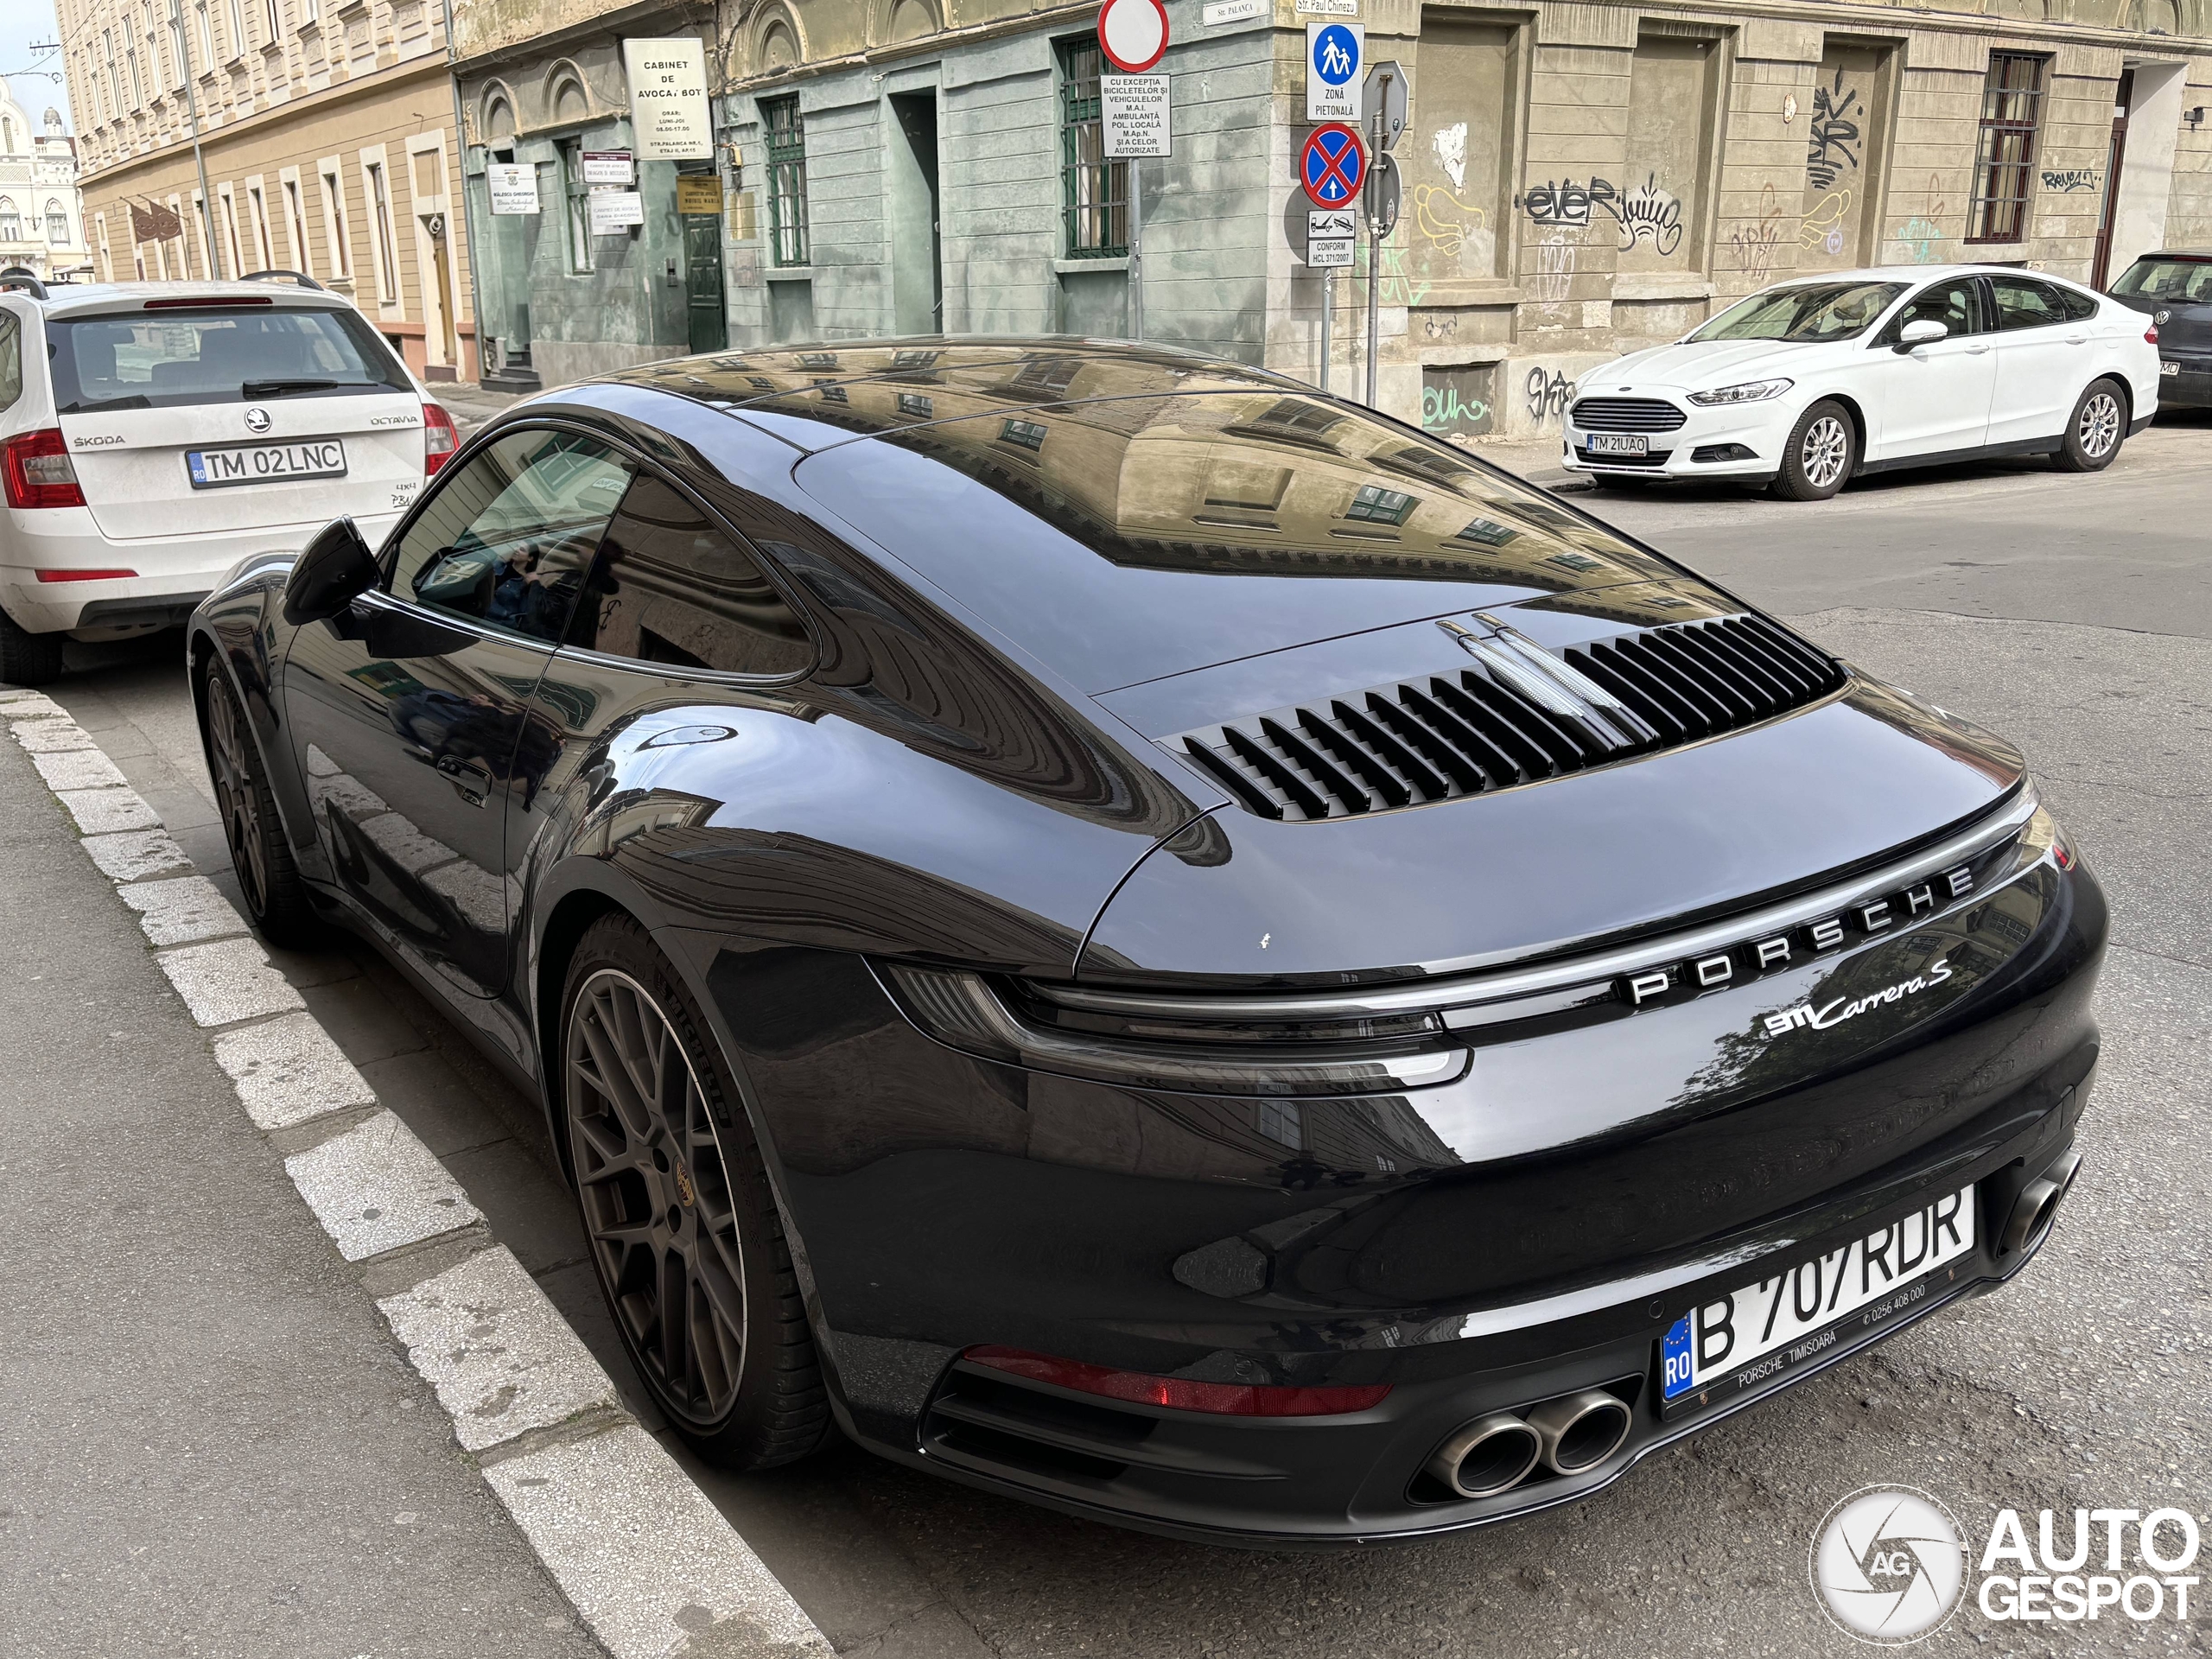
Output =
[
  {"x1": 281, "y1": 518, "x2": 379, "y2": 626},
  {"x1": 1896, "y1": 319, "x2": 1949, "y2": 352}
]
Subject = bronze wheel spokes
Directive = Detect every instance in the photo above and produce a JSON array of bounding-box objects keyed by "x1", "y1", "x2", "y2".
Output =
[
  {"x1": 206, "y1": 678, "x2": 270, "y2": 917},
  {"x1": 567, "y1": 968, "x2": 746, "y2": 1425}
]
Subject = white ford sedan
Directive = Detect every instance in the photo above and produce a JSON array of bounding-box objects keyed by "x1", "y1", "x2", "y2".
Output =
[
  {"x1": 0, "y1": 273, "x2": 457, "y2": 683},
  {"x1": 1561, "y1": 265, "x2": 2162, "y2": 501}
]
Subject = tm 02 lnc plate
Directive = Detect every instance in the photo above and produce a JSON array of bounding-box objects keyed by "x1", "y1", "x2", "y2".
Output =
[
  {"x1": 187, "y1": 439, "x2": 348, "y2": 489},
  {"x1": 1659, "y1": 1184, "x2": 1975, "y2": 1420}
]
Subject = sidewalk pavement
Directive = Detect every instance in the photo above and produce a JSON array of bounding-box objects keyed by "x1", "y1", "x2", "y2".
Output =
[{"x1": 0, "y1": 701, "x2": 609, "y2": 1658}]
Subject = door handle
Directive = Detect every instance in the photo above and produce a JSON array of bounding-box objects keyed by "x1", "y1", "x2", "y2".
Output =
[
  {"x1": 435, "y1": 755, "x2": 494, "y2": 807},
  {"x1": 1965, "y1": 344, "x2": 1993, "y2": 354},
  {"x1": 2065, "y1": 334, "x2": 2088, "y2": 345}
]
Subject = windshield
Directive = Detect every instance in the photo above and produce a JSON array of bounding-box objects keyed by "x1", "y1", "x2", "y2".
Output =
[
  {"x1": 1688, "y1": 281, "x2": 1907, "y2": 344},
  {"x1": 2110, "y1": 257, "x2": 2212, "y2": 302},
  {"x1": 47, "y1": 305, "x2": 412, "y2": 413}
]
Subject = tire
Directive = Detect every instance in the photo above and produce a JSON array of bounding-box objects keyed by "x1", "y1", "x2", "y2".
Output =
[
  {"x1": 0, "y1": 609, "x2": 67, "y2": 685},
  {"x1": 200, "y1": 656, "x2": 320, "y2": 947},
  {"x1": 1770, "y1": 400, "x2": 1857, "y2": 501},
  {"x1": 561, "y1": 913, "x2": 829, "y2": 1469},
  {"x1": 2055, "y1": 378, "x2": 2126, "y2": 473}
]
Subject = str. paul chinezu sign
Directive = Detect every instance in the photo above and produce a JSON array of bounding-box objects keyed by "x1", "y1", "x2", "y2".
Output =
[{"x1": 622, "y1": 37, "x2": 713, "y2": 161}]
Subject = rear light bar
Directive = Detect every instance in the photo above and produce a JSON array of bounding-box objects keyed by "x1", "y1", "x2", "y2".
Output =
[
  {"x1": 3, "y1": 429, "x2": 87, "y2": 510},
  {"x1": 423, "y1": 401, "x2": 459, "y2": 475},
  {"x1": 37, "y1": 569, "x2": 136, "y2": 582},
  {"x1": 963, "y1": 1346, "x2": 1392, "y2": 1417},
  {"x1": 143, "y1": 296, "x2": 273, "y2": 309}
]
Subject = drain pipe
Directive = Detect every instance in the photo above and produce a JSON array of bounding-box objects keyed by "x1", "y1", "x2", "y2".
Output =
[{"x1": 442, "y1": 0, "x2": 490, "y2": 385}]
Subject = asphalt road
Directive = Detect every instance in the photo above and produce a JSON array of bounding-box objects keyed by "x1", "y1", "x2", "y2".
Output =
[{"x1": 37, "y1": 415, "x2": 2212, "y2": 1658}]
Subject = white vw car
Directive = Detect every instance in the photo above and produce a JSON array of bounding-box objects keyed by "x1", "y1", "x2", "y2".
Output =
[
  {"x1": 0, "y1": 273, "x2": 458, "y2": 683},
  {"x1": 1561, "y1": 265, "x2": 2162, "y2": 501}
]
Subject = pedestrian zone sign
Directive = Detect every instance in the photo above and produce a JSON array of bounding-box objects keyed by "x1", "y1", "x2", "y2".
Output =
[
  {"x1": 1306, "y1": 22, "x2": 1363, "y2": 121},
  {"x1": 1300, "y1": 123, "x2": 1367, "y2": 208}
]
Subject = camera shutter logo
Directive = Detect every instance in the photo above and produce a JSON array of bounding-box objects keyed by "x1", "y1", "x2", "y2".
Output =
[{"x1": 1810, "y1": 1485, "x2": 1970, "y2": 1643}]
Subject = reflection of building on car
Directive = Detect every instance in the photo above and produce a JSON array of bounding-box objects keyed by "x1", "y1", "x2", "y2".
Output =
[
  {"x1": 2104, "y1": 249, "x2": 2212, "y2": 410},
  {"x1": 1560, "y1": 264, "x2": 2161, "y2": 500},
  {"x1": 0, "y1": 274, "x2": 454, "y2": 683}
]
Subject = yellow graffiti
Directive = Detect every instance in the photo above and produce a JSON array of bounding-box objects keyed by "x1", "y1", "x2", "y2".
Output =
[
  {"x1": 1799, "y1": 188, "x2": 1853, "y2": 251},
  {"x1": 1413, "y1": 183, "x2": 1489, "y2": 260}
]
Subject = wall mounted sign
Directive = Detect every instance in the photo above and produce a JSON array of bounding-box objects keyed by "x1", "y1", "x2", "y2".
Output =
[
  {"x1": 486, "y1": 162, "x2": 539, "y2": 214},
  {"x1": 581, "y1": 150, "x2": 634, "y2": 186},
  {"x1": 675, "y1": 175, "x2": 724, "y2": 215},
  {"x1": 588, "y1": 189, "x2": 645, "y2": 234},
  {"x1": 1102, "y1": 73, "x2": 1170, "y2": 158},
  {"x1": 622, "y1": 36, "x2": 712, "y2": 161}
]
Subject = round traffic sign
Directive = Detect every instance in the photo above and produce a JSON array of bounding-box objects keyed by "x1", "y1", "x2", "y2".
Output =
[
  {"x1": 1311, "y1": 22, "x2": 1360, "y2": 88},
  {"x1": 1300, "y1": 123, "x2": 1367, "y2": 207},
  {"x1": 1097, "y1": 0, "x2": 1168, "y2": 73}
]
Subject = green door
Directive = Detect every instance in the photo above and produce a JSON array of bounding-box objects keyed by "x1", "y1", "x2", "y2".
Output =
[{"x1": 684, "y1": 217, "x2": 727, "y2": 354}]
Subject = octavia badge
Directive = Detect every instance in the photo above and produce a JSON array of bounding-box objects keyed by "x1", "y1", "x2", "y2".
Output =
[{"x1": 244, "y1": 405, "x2": 272, "y2": 434}]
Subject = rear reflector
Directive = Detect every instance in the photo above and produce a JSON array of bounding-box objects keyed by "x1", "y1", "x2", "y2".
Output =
[
  {"x1": 963, "y1": 1346, "x2": 1391, "y2": 1417},
  {"x1": 36, "y1": 569, "x2": 136, "y2": 582},
  {"x1": 143, "y1": 296, "x2": 273, "y2": 308},
  {"x1": 3, "y1": 429, "x2": 87, "y2": 510},
  {"x1": 423, "y1": 401, "x2": 459, "y2": 475}
]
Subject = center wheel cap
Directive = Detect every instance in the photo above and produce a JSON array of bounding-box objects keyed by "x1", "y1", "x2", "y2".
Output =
[{"x1": 674, "y1": 1160, "x2": 696, "y2": 1208}]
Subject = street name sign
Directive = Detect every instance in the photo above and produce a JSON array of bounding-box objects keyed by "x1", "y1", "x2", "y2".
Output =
[
  {"x1": 1096, "y1": 0, "x2": 1168, "y2": 73},
  {"x1": 1201, "y1": 0, "x2": 1263, "y2": 22},
  {"x1": 1306, "y1": 21, "x2": 1363, "y2": 121},
  {"x1": 1306, "y1": 207, "x2": 1355, "y2": 266},
  {"x1": 1102, "y1": 74, "x2": 1170, "y2": 157},
  {"x1": 1300, "y1": 123, "x2": 1367, "y2": 207},
  {"x1": 621, "y1": 37, "x2": 712, "y2": 161},
  {"x1": 1295, "y1": 0, "x2": 1358, "y2": 13}
]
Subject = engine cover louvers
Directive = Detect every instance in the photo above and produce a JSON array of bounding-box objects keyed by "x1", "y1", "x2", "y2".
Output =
[{"x1": 1176, "y1": 613, "x2": 1846, "y2": 822}]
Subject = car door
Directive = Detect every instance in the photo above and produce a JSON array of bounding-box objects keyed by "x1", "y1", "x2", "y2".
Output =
[
  {"x1": 281, "y1": 426, "x2": 634, "y2": 1023},
  {"x1": 1986, "y1": 274, "x2": 2088, "y2": 446},
  {"x1": 1866, "y1": 276, "x2": 1997, "y2": 460}
]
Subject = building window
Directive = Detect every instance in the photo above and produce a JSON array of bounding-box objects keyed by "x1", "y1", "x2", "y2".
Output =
[
  {"x1": 999, "y1": 417, "x2": 1048, "y2": 452},
  {"x1": 226, "y1": 0, "x2": 245, "y2": 57},
  {"x1": 284, "y1": 179, "x2": 309, "y2": 271},
  {"x1": 168, "y1": 0, "x2": 188, "y2": 83},
  {"x1": 1344, "y1": 485, "x2": 1416, "y2": 526},
  {"x1": 1057, "y1": 37, "x2": 1126, "y2": 257},
  {"x1": 1967, "y1": 54, "x2": 2047, "y2": 245},
  {"x1": 365, "y1": 160, "x2": 400, "y2": 302},
  {"x1": 194, "y1": 3, "x2": 214, "y2": 74},
  {"x1": 104, "y1": 29, "x2": 123, "y2": 115},
  {"x1": 264, "y1": 0, "x2": 279, "y2": 41},
  {"x1": 126, "y1": 35, "x2": 144, "y2": 105},
  {"x1": 220, "y1": 189, "x2": 245, "y2": 278},
  {"x1": 48, "y1": 201, "x2": 67, "y2": 245},
  {"x1": 248, "y1": 185, "x2": 271, "y2": 270},
  {"x1": 302, "y1": 0, "x2": 317, "y2": 22},
  {"x1": 557, "y1": 140, "x2": 593, "y2": 274},
  {"x1": 0, "y1": 200, "x2": 17, "y2": 241},
  {"x1": 762, "y1": 97, "x2": 808, "y2": 266}
]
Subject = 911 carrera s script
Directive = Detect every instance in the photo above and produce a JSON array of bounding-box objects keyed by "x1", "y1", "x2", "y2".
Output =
[{"x1": 1763, "y1": 958, "x2": 1953, "y2": 1039}]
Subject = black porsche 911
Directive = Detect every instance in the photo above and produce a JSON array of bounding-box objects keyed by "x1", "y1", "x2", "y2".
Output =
[{"x1": 190, "y1": 339, "x2": 2102, "y2": 1546}]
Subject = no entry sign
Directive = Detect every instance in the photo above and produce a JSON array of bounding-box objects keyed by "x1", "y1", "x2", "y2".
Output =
[
  {"x1": 1097, "y1": 0, "x2": 1168, "y2": 73},
  {"x1": 1300, "y1": 123, "x2": 1367, "y2": 208}
]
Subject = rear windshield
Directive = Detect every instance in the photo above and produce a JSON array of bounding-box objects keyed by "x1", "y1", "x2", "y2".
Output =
[
  {"x1": 1688, "y1": 281, "x2": 1907, "y2": 343},
  {"x1": 2110, "y1": 257, "x2": 2212, "y2": 302},
  {"x1": 47, "y1": 305, "x2": 411, "y2": 413}
]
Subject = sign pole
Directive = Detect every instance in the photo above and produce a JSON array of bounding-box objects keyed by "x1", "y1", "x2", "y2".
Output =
[
  {"x1": 1361, "y1": 63, "x2": 1399, "y2": 409},
  {"x1": 1363, "y1": 204, "x2": 1379, "y2": 407},
  {"x1": 1128, "y1": 162, "x2": 1144, "y2": 342},
  {"x1": 1319, "y1": 267, "x2": 1332, "y2": 393}
]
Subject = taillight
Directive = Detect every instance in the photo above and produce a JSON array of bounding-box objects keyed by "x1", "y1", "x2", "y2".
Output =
[
  {"x1": 2146, "y1": 325, "x2": 2159, "y2": 345},
  {"x1": 423, "y1": 402, "x2": 459, "y2": 475},
  {"x1": 3, "y1": 429, "x2": 87, "y2": 510},
  {"x1": 963, "y1": 1346, "x2": 1392, "y2": 1417}
]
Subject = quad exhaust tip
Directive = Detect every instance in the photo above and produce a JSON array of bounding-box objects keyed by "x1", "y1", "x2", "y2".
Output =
[
  {"x1": 1425, "y1": 1389, "x2": 1634, "y2": 1499},
  {"x1": 2003, "y1": 1149, "x2": 2082, "y2": 1255}
]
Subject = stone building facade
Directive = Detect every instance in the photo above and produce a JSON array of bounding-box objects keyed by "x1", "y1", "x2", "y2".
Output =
[
  {"x1": 0, "y1": 85, "x2": 94, "y2": 283},
  {"x1": 707, "y1": 0, "x2": 2212, "y2": 440},
  {"x1": 56, "y1": 0, "x2": 477, "y2": 379}
]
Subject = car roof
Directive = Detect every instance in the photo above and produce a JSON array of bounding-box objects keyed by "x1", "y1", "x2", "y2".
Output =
[
  {"x1": 10, "y1": 279, "x2": 346, "y2": 319},
  {"x1": 2132, "y1": 248, "x2": 2212, "y2": 260},
  {"x1": 1760, "y1": 264, "x2": 2096, "y2": 289}
]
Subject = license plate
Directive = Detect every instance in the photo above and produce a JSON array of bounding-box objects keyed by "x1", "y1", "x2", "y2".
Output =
[
  {"x1": 1659, "y1": 1184, "x2": 1976, "y2": 1417},
  {"x1": 186, "y1": 440, "x2": 348, "y2": 489},
  {"x1": 1586, "y1": 434, "x2": 1648, "y2": 457},
  {"x1": 2162, "y1": 360, "x2": 2180, "y2": 377}
]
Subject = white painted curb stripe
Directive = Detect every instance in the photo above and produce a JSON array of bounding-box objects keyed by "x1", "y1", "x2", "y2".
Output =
[{"x1": 22, "y1": 704, "x2": 837, "y2": 1659}]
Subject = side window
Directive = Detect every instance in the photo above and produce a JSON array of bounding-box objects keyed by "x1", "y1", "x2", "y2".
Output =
[
  {"x1": 2057, "y1": 286, "x2": 2101, "y2": 322},
  {"x1": 1882, "y1": 278, "x2": 1982, "y2": 343},
  {"x1": 0, "y1": 311, "x2": 19, "y2": 411},
  {"x1": 567, "y1": 474, "x2": 812, "y2": 677},
  {"x1": 387, "y1": 429, "x2": 633, "y2": 645},
  {"x1": 1990, "y1": 275, "x2": 2064, "y2": 331}
]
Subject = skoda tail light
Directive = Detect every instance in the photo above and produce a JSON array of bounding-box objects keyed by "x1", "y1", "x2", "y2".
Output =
[
  {"x1": 3, "y1": 429, "x2": 87, "y2": 510},
  {"x1": 423, "y1": 402, "x2": 459, "y2": 475}
]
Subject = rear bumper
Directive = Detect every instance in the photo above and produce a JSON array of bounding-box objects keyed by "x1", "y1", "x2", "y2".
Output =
[
  {"x1": 2157, "y1": 361, "x2": 2212, "y2": 409},
  {"x1": 0, "y1": 509, "x2": 400, "y2": 632},
  {"x1": 702, "y1": 838, "x2": 2107, "y2": 1542}
]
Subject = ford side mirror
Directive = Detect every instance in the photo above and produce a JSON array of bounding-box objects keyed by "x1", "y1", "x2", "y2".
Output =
[
  {"x1": 1896, "y1": 319, "x2": 1949, "y2": 352},
  {"x1": 282, "y1": 517, "x2": 379, "y2": 626}
]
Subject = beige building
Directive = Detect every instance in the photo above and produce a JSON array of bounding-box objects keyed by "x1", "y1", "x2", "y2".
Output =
[
  {"x1": 56, "y1": 0, "x2": 477, "y2": 380},
  {"x1": 709, "y1": 0, "x2": 2212, "y2": 438}
]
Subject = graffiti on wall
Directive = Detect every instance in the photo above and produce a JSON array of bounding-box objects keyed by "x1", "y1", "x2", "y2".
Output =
[
  {"x1": 1533, "y1": 229, "x2": 1580, "y2": 304},
  {"x1": 1526, "y1": 366, "x2": 1573, "y2": 426},
  {"x1": 1414, "y1": 184, "x2": 1489, "y2": 261},
  {"x1": 1728, "y1": 184, "x2": 1787, "y2": 287},
  {"x1": 2041, "y1": 168, "x2": 2100, "y2": 193},
  {"x1": 1422, "y1": 363, "x2": 1497, "y2": 440},
  {"x1": 1520, "y1": 173, "x2": 1682, "y2": 256},
  {"x1": 1892, "y1": 174, "x2": 1949, "y2": 264},
  {"x1": 1801, "y1": 189, "x2": 1853, "y2": 256},
  {"x1": 1806, "y1": 67, "x2": 1863, "y2": 191}
]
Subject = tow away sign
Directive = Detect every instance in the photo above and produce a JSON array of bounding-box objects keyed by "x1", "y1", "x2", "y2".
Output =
[{"x1": 1306, "y1": 207, "x2": 1355, "y2": 266}]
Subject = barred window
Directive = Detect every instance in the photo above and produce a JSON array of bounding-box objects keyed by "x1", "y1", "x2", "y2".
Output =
[
  {"x1": 1057, "y1": 38, "x2": 1127, "y2": 257},
  {"x1": 762, "y1": 97, "x2": 809, "y2": 267},
  {"x1": 1967, "y1": 54, "x2": 2047, "y2": 245}
]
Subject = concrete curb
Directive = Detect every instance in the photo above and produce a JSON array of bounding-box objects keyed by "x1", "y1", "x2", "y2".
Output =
[{"x1": 3, "y1": 687, "x2": 835, "y2": 1659}]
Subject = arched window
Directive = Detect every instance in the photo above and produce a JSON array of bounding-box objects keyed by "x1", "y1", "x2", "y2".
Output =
[
  {"x1": 547, "y1": 63, "x2": 588, "y2": 125},
  {"x1": 2, "y1": 118, "x2": 16, "y2": 154},
  {"x1": 47, "y1": 200, "x2": 67, "y2": 245},
  {"x1": 0, "y1": 199, "x2": 20, "y2": 242},
  {"x1": 482, "y1": 90, "x2": 516, "y2": 144}
]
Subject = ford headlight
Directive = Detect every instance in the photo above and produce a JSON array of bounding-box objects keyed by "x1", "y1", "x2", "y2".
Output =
[{"x1": 1687, "y1": 378, "x2": 1794, "y2": 405}]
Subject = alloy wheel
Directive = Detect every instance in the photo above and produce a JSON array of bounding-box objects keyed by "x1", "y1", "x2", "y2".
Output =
[
  {"x1": 1800, "y1": 416, "x2": 1849, "y2": 491},
  {"x1": 567, "y1": 967, "x2": 747, "y2": 1425},
  {"x1": 2077, "y1": 391, "x2": 2120, "y2": 459},
  {"x1": 206, "y1": 677, "x2": 271, "y2": 918}
]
